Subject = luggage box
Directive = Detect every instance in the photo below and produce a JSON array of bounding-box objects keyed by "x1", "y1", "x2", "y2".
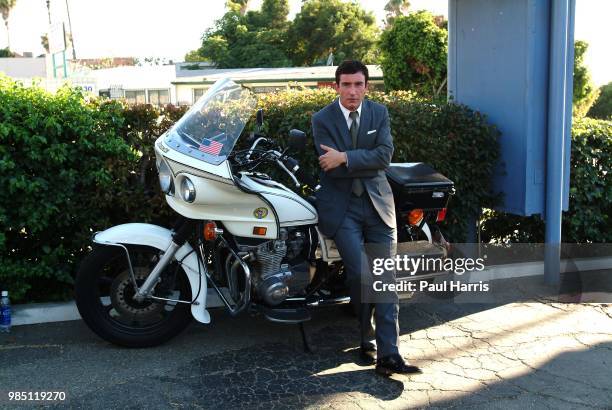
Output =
[{"x1": 386, "y1": 163, "x2": 454, "y2": 212}]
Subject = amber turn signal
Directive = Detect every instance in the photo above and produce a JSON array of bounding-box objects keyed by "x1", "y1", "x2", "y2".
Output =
[
  {"x1": 253, "y1": 226, "x2": 267, "y2": 236},
  {"x1": 204, "y1": 221, "x2": 218, "y2": 241},
  {"x1": 407, "y1": 209, "x2": 424, "y2": 226}
]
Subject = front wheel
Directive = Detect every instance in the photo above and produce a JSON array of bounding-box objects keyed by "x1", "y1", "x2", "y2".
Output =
[{"x1": 75, "y1": 245, "x2": 193, "y2": 347}]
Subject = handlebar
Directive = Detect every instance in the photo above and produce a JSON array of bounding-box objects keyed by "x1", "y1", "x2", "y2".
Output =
[
  {"x1": 281, "y1": 155, "x2": 318, "y2": 189},
  {"x1": 245, "y1": 135, "x2": 269, "y2": 160},
  {"x1": 242, "y1": 134, "x2": 319, "y2": 191}
]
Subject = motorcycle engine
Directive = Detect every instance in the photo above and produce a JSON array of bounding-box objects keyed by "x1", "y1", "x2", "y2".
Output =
[{"x1": 236, "y1": 228, "x2": 314, "y2": 306}]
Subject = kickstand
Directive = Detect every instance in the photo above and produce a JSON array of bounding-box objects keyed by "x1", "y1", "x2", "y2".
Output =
[{"x1": 298, "y1": 322, "x2": 312, "y2": 353}]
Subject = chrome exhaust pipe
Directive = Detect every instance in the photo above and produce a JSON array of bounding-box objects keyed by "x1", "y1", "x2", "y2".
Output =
[{"x1": 206, "y1": 236, "x2": 251, "y2": 316}]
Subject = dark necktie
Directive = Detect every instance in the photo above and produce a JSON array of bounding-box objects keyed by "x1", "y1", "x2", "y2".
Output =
[{"x1": 349, "y1": 111, "x2": 364, "y2": 197}]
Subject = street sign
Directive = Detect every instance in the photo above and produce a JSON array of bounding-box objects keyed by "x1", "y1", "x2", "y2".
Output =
[{"x1": 48, "y1": 23, "x2": 66, "y2": 54}]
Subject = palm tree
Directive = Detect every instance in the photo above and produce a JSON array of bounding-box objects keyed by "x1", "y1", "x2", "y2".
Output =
[
  {"x1": 384, "y1": 0, "x2": 410, "y2": 27},
  {"x1": 0, "y1": 0, "x2": 16, "y2": 51},
  {"x1": 45, "y1": 0, "x2": 51, "y2": 24}
]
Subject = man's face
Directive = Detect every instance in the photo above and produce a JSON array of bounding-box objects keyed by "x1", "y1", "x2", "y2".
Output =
[{"x1": 335, "y1": 72, "x2": 368, "y2": 111}]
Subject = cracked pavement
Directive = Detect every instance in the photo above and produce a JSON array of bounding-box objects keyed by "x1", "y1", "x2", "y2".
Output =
[{"x1": 1, "y1": 276, "x2": 611, "y2": 409}]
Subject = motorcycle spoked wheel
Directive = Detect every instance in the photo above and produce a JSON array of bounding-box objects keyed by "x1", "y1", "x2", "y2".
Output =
[{"x1": 75, "y1": 245, "x2": 193, "y2": 347}]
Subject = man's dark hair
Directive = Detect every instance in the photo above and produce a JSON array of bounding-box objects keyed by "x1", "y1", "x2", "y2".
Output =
[{"x1": 335, "y1": 60, "x2": 369, "y2": 85}]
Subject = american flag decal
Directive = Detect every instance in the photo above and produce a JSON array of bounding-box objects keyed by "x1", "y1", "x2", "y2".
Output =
[{"x1": 198, "y1": 138, "x2": 223, "y2": 156}]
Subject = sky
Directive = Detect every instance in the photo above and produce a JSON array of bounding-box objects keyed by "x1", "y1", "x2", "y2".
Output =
[{"x1": 2, "y1": 0, "x2": 610, "y2": 86}]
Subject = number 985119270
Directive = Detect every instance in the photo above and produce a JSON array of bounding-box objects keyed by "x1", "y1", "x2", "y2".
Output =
[{"x1": 8, "y1": 391, "x2": 66, "y2": 401}]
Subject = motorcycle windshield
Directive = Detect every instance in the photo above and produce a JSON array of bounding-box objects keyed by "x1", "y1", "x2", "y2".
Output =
[{"x1": 164, "y1": 78, "x2": 257, "y2": 165}]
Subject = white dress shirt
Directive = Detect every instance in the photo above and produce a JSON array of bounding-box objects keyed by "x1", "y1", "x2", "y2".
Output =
[
  {"x1": 337, "y1": 100, "x2": 363, "y2": 168},
  {"x1": 338, "y1": 99, "x2": 362, "y2": 130}
]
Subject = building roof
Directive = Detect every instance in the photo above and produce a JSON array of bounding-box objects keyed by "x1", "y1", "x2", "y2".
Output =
[
  {"x1": 72, "y1": 65, "x2": 176, "y2": 90},
  {"x1": 173, "y1": 65, "x2": 384, "y2": 85}
]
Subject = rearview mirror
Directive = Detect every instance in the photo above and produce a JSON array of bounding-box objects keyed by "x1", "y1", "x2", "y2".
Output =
[{"x1": 288, "y1": 129, "x2": 306, "y2": 152}]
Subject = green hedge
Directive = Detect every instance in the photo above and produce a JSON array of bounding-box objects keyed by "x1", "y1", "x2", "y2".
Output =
[
  {"x1": 1, "y1": 79, "x2": 500, "y2": 302},
  {"x1": 0, "y1": 77, "x2": 131, "y2": 301},
  {"x1": 0, "y1": 76, "x2": 188, "y2": 302},
  {"x1": 481, "y1": 118, "x2": 612, "y2": 243}
]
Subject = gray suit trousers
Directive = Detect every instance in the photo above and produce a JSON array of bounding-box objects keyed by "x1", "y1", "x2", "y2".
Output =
[{"x1": 333, "y1": 194, "x2": 400, "y2": 358}]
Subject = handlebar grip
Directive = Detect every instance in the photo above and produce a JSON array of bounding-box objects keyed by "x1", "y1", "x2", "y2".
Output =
[
  {"x1": 281, "y1": 156, "x2": 317, "y2": 187},
  {"x1": 282, "y1": 156, "x2": 299, "y2": 170},
  {"x1": 296, "y1": 168, "x2": 317, "y2": 188}
]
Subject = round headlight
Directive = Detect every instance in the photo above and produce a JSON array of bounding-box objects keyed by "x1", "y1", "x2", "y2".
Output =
[
  {"x1": 157, "y1": 160, "x2": 173, "y2": 194},
  {"x1": 180, "y1": 177, "x2": 196, "y2": 203}
]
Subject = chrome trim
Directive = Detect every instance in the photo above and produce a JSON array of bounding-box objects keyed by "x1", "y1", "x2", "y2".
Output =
[
  {"x1": 180, "y1": 177, "x2": 196, "y2": 202},
  {"x1": 284, "y1": 295, "x2": 352, "y2": 307},
  {"x1": 92, "y1": 238, "x2": 138, "y2": 290},
  {"x1": 205, "y1": 236, "x2": 251, "y2": 316},
  {"x1": 134, "y1": 241, "x2": 181, "y2": 302},
  {"x1": 149, "y1": 295, "x2": 198, "y2": 305},
  {"x1": 276, "y1": 158, "x2": 300, "y2": 188},
  {"x1": 92, "y1": 234, "x2": 199, "y2": 306},
  {"x1": 306, "y1": 296, "x2": 351, "y2": 307}
]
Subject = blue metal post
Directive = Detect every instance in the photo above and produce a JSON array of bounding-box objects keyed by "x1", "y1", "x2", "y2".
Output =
[
  {"x1": 545, "y1": 0, "x2": 571, "y2": 285},
  {"x1": 562, "y1": 0, "x2": 576, "y2": 211},
  {"x1": 447, "y1": 0, "x2": 456, "y2": 101}
]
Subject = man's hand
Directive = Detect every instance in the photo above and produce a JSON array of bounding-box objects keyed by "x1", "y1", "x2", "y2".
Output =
[{"x1": 319, "y1": 144, "x2": 347, "y2": 172}]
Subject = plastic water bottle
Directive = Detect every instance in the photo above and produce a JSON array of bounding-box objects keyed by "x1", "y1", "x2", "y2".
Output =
[{"x1": 0, "y1": 291, "x2": 11, "y2": 333}]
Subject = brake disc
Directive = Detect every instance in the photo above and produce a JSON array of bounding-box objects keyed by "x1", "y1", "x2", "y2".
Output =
[{"x1": 110, "y1": 267, "x2": 164, "y2": 318}]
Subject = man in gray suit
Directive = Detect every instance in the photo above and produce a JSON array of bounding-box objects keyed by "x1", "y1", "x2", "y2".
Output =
[{"x1": 312, "y1": 60, "x2": 420, "y2": 376}]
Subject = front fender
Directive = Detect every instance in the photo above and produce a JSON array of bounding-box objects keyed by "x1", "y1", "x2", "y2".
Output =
[{"x1": 94, "y1": 223, "x2": 210, "y2": 324}]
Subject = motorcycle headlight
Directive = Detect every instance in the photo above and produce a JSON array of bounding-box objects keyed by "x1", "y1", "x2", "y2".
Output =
[
  {"x1": 180, "y1": 177, "x2": 196, "y2": 203},
  {"x1": 157, "y1": 159, "x2": 174, "y2": 195}
]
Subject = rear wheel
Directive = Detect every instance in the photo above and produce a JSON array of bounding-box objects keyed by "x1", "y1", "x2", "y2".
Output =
[{"x1": 75, "y1": 245, "x2": 192, "y2": 347}]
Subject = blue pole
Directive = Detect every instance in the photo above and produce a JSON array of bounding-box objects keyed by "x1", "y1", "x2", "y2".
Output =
[
  {"x1": 545, "y1": 0, "x2": 570, "y2": 285},
  {"x1": 447, "y1": 0, "x2": 456, "y2": 100},
  {"x1": 562, "y1": 0, "x2": 576, "y2": 212}
]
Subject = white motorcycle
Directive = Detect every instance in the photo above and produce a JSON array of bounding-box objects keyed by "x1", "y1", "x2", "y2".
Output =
[{"x1": 75, "y1": 78, "x2": 454, "y2": 347}]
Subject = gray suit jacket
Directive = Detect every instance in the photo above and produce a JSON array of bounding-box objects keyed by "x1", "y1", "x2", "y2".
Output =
[{"x1": 312, "y1": 98, "x2": 396, "y2": 237}]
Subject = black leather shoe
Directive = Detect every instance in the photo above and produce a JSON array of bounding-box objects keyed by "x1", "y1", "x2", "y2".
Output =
[
  {"x1": 358, "y1": 342, "x2": 377, "y2": 365},
  {"x1": 375, "y1": 354, "x2": 422, "y2": 376}
]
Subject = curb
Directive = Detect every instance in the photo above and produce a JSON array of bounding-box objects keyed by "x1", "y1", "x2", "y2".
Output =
[
  {"x1": 13, "y1": 301, "x2": 81, "y2": 326},
  {"x1": 10, "y1": 256, "x2": 612, "y2": 327}
]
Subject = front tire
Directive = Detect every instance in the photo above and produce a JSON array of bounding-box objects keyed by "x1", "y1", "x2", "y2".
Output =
[{"x1": 75, "y1": 245, "x2": 193, "y2": 347}]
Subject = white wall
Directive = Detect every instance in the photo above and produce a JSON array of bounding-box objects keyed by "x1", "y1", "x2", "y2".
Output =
[{"x1": 0, "y1": 57, "x2": 46, "y2": 78}]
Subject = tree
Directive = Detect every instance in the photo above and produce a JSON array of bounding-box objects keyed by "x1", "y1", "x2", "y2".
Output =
[
  {"x1": 0, "y1": 46, "x2": 14, "y2": 57},
  {"x1": 379, "y1": 11, "x2": 447, "y2": 97},
  {"x1": 40, "y1": 34, "x2": 49, "y2": 53},
  {"x1": 184, "y1": 49, "x2": 209, "y2": 63},
  {"x1": 186, "y1": 0, "x2": 291, "y2": 68},
  {"x1": 384, "y1": 0, "x2": 410, "y2": 28},
  {"x1": 0, "y1": 0, "x2": 16, "y2": 50},
  {"x1": 572, "y1": 40, "x2": 599, "y2": 118},
  {"x1": 227, "y1": 0, "x2": 250, "y2": 16},
  {"x1": 252, "y1": 0, "x2": 289, "y2": 29},
  {"x1": 587, "y1": 82, "x2": 612, "y2": 120},
  {"x1": 287, "y1": 0, "x2": 379, "y2": 66}
]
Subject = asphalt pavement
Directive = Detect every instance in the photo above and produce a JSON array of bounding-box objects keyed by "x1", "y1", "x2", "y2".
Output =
[{"x1": 1, "y1": 273, "x2": 611, "y2": 409}]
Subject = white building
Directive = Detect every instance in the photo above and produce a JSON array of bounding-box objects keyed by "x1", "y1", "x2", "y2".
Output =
[
  {"x1": 0, "y1": 57, "x2": 47, "y2": 78},
  {"x1": 1, "y1": 58, "x2": 384, "y2": 106}
]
